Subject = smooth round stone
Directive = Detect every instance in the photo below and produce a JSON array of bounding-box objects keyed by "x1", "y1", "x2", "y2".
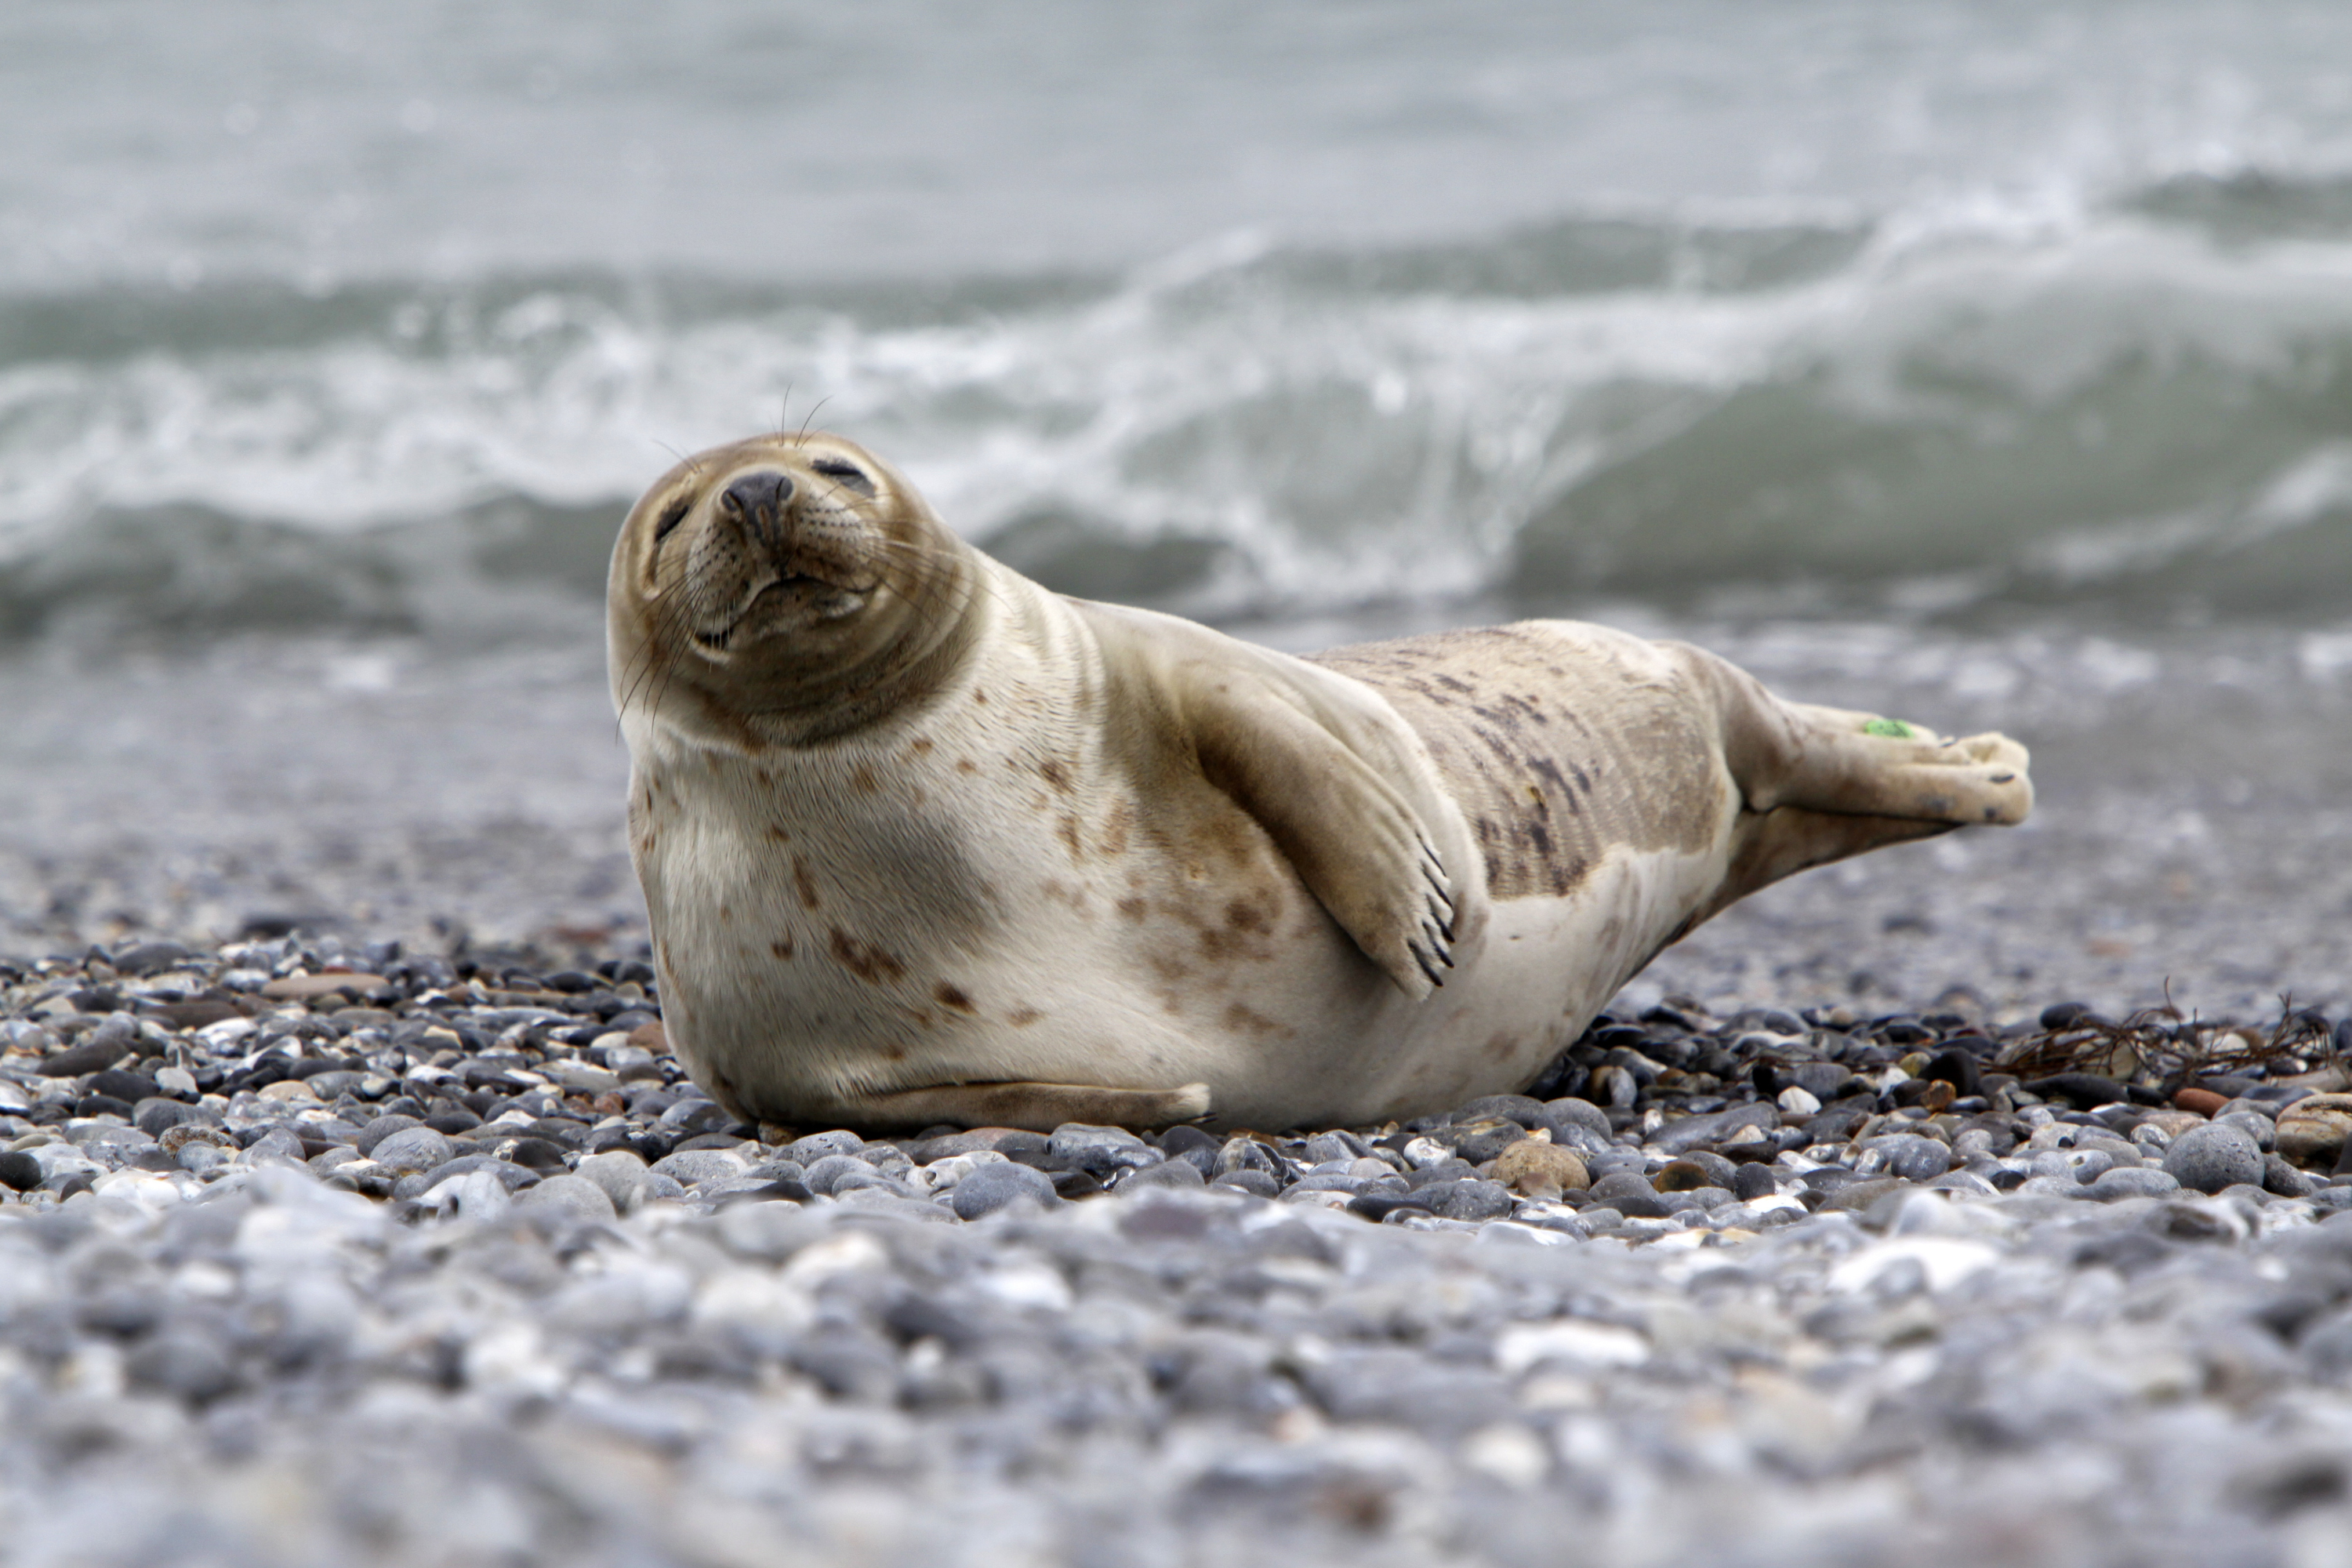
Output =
[
  {"x1": 1119, "y1": 1157, "x2": 1206, "y2": 1192},
  {"x1": 797, "y1": 1152, "x2": 874, "y2": 1196},
  {"x1": 575, "y1": 1149, "x2": 649, "y2": 1205},
  {"x1": 1435, "y1": 1180, "x2": 1515, "y2": 1221},
  {"x1": 2216, "y1": 1109, "x2": 2278, "y2": 1150},
  {"x1": 1654, "y1": 1159, "x2": 1719, "y2": 1192},
  {"x1": 2263, "y1": 1153, "x2": 2318, "y2": 1199},
  {"x1": 786, "y1": 1130, "x2": 864, "y2": 1164},
  {"x1": 243, "y1": 1127, "x2": 307, "y2": 1164},
  {"x1": 1587, "y1": 1170, "x2": 1662, "y2": 1207},
  {"x1": 1866, "y1": 1133, "x2": 1954, "y2": 1182},
  {"x1": 1300, "y1": 1129, "x2": 1371, "y2": 1164},
  {"x1": 1491, "y1": 1139, "x2": 1589, "y2": 1198},
  {"x1": 651, "y1": 1148, "x2": 746, "y2": 1188},
  {"x1": 1541, "y1": 1098, "x2": 1612, "y2": 1138},
  {"x1": 949, "y1": 1160, "x2": 1060, "y2": 1218},
  {"x1": 369, "y1": 1126, "x2": 453, "y2": 1175},
  {"x1": 2032, "y1": 1148, "x2": 2116, "y2": 1185},
  {"x1": 421, "y1": 1168, "x2": 513, "y2": 1220},
  {"x1": 2274, "y1": 1094, "x2": 2352, "y2": 1167},
  {"x1": 354, "y1": 1114, "x2": 424, "y2": 1156},
  {"x1": 0, "y1": 1150, "x2": 42, "y2": 1191},
  {"x1": 516, "y1": 1173, "x2": 619, "y2": 1222},
  {"x1": 1047, "y1": 1122, "x2": 1158, "y2": 1173},
  {"x1": 1731, "y1": 1163, "x2": 1781, "y2": 1201},
  {"x1": 2085, "y1": 1166, "x2": 2182, "y2": 1200},
  {"x1": 1212, "y1": 1170, "x2": 1281, "y2": 1200},
  {"x1": 2164, "y1": 1123, "x2": 2265, "y2": 1195},
  {"x1": 418, "y1": 1154, "x2": 541, "y2": 1193}
]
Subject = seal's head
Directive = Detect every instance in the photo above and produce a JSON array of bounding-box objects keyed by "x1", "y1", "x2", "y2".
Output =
[{"x1": 609, "y1": 432, "x2": 980, "y2": 746}]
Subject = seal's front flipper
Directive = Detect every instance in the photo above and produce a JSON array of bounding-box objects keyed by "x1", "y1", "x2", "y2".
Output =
[{"x1": 1188, "y1": 673, "x2": 1460, "y2": 1000}]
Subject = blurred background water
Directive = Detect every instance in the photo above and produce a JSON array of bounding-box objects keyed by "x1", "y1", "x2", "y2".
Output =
[{"x1": 4, "y1": 0, "x2": 2348, "y2": 1020}]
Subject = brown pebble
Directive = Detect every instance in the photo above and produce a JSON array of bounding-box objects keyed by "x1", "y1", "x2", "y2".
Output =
[
  {"x1": 2172, "y1": 1087, "x2": 2227, "y2": 1116},
  {"x1": 1492, "y1": 1138, "x2": 1589, "y2": 1200},
  {"x1": 1919, "y1": 1080, "x2": 1955, "y2": 1112},
  {"x1": 1654, "y1": 1159, "x2": 1717, "y2": 1192},
  {"x1": 628, "y1": 1020, "x2": 670, "y2": 1056}
]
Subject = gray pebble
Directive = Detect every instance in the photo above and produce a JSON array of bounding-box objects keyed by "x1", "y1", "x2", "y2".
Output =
[
  {"x1": 1047, "y1": 1122, "x2": 1158, "y2": 1172},
  {"x1": 1213, "y1": 1170, "x2": 1281, "y2": 1200},
  {"x1": 355, "y1": 1114, "x2": 423, "y2": 1156},
  {"x1": 2164, "y1": 1123, "x2": 2266, "y2": 1195},
  {"x1": 2263, "y1": 1153, "x2": 2318, "y2": 1199},
  {"x1": 949, "y1": 1160, "x2": 1060, "y2": 1218},
  {"x1": 369, "y1": 1126, "x2": 453, "y2": 1174},
  {"x1": 786, "y1": 1129, "x2": 864, "y2": 1164},
  {"x1": 516, "y1": 1173, "x2": 619, "y2": 1223},
  {"x1": 797, "y1": 1152, "x2": 872, "y2": 1196},
  {"x1": 1120, "y1": 1159, "x2": 1206, "y2": 1192},
  {"x1": 651, "y1": 1148, "x2": 747, "y2": 1188},
  {"x1": 2086, "y1": 1167, "x2": 2183, "y2": 1200}
]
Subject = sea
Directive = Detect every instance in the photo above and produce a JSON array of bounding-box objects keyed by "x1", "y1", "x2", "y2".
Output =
[{"x1": 3, "y1": 0, "x2": 2349, "y2": 1022}]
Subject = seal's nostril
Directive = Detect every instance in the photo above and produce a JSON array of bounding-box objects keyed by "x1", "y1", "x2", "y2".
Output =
[{"x1": 720, "y1": 470, "x2": 795, "y2": 521}]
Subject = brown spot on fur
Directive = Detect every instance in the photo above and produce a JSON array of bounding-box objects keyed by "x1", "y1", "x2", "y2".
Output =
[
  {"x1": 851, "y1": 764, "x2": 880, "y2": 793},
  {"x1": 1058, "y1": 815, "x2": 1085, "y2": 859},
  {"x1": 972, "y1": 688, "x2": 987, "y2": 705},
  {"x1": 827, "y1": 927, "x2": 906, "y2": 985},
  {"x1": 1117, "y1": 896, "x2": 1149, "y2": 921},
  {"x1": 791, "y1": 857, "x2": 821, "y2": 910},
  {"x1": 771, "y1": 935, "x2": 795, "y2": 960},
  {"x1": 1040, "y1": 758, "x2": 1073, "y2": 793},
  {"x1": 765, "y1": 824, "x2": 790, "y2": 842},
  {"x1": 909, "y1": 738, "x2": 935, "y2": 757},
  {"x1": 1224, "y1": 897, "x2": 1271, "y2": 934},
  {"x1": 1482, "y1": 1031, "x2": 1518, "y2": 1062},
  {"x1": 1313, "y1": 624, "x2": 1721, "y2": 901},
  {"x1": 1007, "y1": 1006, "x2": 1042, "y2": 1028},
  {"x1": 956, "y1": 758, "x2": 979, "y2": 775},
  {"x1": 935, "y1": 982, "x2": 975, "y2": 1013},
  {"x1": 1221, "y1": 1001, "x2": 1283, "y2": 1039},
  {"x1": 1100, "y1": 800, "x2": 1133, "y2": 858}
]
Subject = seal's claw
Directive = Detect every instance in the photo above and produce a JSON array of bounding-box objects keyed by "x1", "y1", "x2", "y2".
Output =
[{"x1": 1413, "y1": 946, "x2": 1446, "y2": 989}]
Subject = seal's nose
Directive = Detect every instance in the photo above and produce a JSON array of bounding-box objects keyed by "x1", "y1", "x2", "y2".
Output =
[{"x1": 720, "y1": 470, "x2": 796, "y2": 530}]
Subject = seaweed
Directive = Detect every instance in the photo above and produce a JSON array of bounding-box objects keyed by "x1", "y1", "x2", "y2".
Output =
[{"x1": 1999, "y1": 989, "x2": 2339, "y2": 1092}]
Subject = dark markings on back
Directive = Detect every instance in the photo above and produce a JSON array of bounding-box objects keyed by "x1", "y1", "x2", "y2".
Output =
[{"x1": 1310, "y1": 624, "x2": 1723, "y2": 900}]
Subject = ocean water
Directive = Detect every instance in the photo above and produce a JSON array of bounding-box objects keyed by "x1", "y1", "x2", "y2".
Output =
[{"x1": 4, "y1": 0, "x2": 2349, "y2": 1015}]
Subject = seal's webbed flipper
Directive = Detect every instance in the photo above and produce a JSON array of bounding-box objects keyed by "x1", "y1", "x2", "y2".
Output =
[{"x1": 1185, "y1": 671, "x2": 1460, "y2": 1000}]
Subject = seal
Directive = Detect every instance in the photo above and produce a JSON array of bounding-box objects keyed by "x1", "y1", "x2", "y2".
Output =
[{"x1": 609, "y1": 431, "x2": 2032, "y2": 1133}]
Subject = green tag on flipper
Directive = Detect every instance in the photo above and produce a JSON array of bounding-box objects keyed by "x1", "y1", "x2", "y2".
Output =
[{"x1": 1863, "y1": 717, "x2": 1924, "y2": 739}]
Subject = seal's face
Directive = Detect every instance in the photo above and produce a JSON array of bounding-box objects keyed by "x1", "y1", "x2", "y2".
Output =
[{"x1": 610, "y1": 433, "x2": 977, "y2": 744}]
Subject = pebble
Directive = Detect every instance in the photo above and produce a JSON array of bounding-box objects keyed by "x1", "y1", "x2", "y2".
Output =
[
  {"x1": 2164, "y1": 1123, "x2": 2267, "y2": 1194},
  {"x1": 949, "y1": 1159, "x2": 1060, "y2": 1218}
]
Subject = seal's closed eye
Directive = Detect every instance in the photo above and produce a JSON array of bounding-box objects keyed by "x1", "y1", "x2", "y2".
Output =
[
  {"x1": 652, "y1": 495, "x2": 691, "y2": 543},
  {"x1": 811, "y1": 457, "x2": 875, "y2": 497}
]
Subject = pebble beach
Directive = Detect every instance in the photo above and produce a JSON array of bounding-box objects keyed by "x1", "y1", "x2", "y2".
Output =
[
  {"x1": 9, "y1": 933, "x2": 2352, "y2": 1566},
  {"x1": 13, "y1": 2, "x2": 2352, "y2": 1561}
]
